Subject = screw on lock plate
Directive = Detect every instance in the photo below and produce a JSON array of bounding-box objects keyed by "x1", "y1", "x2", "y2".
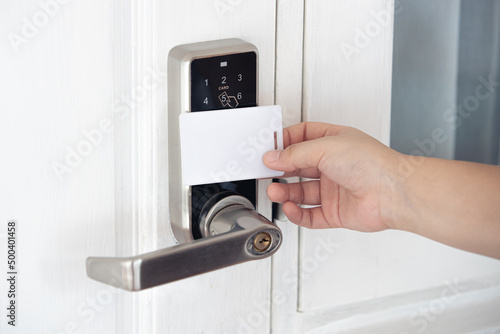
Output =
[{"x1": 253, "y1": 232, "x2": 272, "y2": 252}]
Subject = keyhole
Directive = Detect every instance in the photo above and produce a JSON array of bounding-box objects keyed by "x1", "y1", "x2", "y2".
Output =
[{"x1": 253, "y1": 232, "x2": 272, "y2": 252}]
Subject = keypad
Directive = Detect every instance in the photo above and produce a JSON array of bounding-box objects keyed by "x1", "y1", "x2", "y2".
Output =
[{"x1": 190, "y1": 52, "x2": 257, "y2": 112}]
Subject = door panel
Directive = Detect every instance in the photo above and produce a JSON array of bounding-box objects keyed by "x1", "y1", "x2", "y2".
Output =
[
  {"x1": 1, "y1": 0, "x2": 278, "y2": 333},
  {"x1": 118, "y1": 1, "x2": 279, "y2": 333},
  {"x1": 300, "y1": 0, "x2": 395, "y2": 311}
]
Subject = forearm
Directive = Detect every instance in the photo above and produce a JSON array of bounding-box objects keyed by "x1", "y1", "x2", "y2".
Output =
[{"x1": 388, "y1": 154, "x2": 500, "y2": 259}]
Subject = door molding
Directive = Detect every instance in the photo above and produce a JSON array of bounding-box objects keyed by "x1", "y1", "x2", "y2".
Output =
[{"x1": 113, "y1": 1, "x2": 157, "y2": 333}]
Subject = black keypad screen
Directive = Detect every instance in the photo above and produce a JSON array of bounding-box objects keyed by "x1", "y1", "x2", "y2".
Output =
[{"x1": 190, "y1": 52, "x2": 257, "y2": 111}]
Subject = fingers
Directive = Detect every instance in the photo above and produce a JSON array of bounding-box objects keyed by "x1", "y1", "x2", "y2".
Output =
[
  {"x1": 281, "y1": 202, "x2": 335, "y2": 229},
  {"x1": 264, "y1": 122, "x2": 348, "y2": 175},
  {"x1": 264, "y1": 137, "x2": 331, "y2": 172},
  {"x1": 267, "y1": 180, "x2": 321, "y2": 205},
  {"x1": 283, "y1": 122, "x2": 345, "y2": 148},
  {"x1": 282, "y1": 167, "x2": 321, "y2": 179}
]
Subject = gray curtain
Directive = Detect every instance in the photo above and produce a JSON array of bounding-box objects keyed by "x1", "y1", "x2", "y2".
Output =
[
  {"x1": 455, "y1": 0, "x2": 500, "y2": 164},
  {"x1": 391, "y1": 0, "x2": 500, "y2": 165}
]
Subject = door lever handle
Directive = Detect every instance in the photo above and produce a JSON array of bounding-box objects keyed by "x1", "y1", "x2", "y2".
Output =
[{"x1": 86, "y1": 195, "x2": 282, "y2": 291}]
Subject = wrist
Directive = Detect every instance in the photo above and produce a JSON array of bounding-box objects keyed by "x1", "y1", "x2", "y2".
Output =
[{"x1": 379, "y1": 151, "x2": 420, "y2": 233}]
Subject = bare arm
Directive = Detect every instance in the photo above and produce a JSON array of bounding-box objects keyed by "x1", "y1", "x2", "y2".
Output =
[
  {"x1": 392, "y1": 156, "x2": 500, "y2": 258},
  {"x1": 263, "y1": 122, "x2": 500, "y2": 259}
]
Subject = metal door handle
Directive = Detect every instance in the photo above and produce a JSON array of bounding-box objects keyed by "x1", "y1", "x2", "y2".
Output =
[{"x1": 86, "y1": 195, "x2": 282, "y2": 291}]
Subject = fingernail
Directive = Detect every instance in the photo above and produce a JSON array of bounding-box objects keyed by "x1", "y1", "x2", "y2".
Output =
[{"x1": 264, "y1": 150, "x2": 282, "y2": 162}]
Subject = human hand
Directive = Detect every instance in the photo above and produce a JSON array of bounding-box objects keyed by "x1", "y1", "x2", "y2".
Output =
[{"x1": 263, "y1": 122, "x2": 400, "y2": 232}]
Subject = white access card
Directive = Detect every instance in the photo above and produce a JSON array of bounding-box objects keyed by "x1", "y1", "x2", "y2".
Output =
[{"x1": 179, "y1": 105, "x2": 284, "y2": 186}]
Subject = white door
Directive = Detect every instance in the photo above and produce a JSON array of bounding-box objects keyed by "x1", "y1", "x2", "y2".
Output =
[
  {"x1": 2, "y1": 1, "x2": 500, "y2": 333},
  {"x1": 2, "y1": 0, "x2": 277, "y2": 333}
]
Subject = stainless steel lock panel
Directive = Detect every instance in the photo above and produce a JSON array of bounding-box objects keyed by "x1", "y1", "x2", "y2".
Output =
[{"x1": 168, "y1": 38, "x2": 260, "y2": 244}]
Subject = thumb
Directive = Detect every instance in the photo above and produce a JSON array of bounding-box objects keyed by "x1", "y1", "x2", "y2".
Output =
[{"x1": 263, "y1": 139, "x2": 328, "y2": 172}]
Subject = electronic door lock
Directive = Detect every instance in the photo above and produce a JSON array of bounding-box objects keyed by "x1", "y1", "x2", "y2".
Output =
[{"x1": 86, "y1": 39, "x2": 283, "y2": 291}]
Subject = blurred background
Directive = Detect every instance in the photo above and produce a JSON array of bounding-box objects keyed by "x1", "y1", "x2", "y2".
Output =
[{"x1": 391, "y1": 0, "x2": 500, "y2": 164}]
